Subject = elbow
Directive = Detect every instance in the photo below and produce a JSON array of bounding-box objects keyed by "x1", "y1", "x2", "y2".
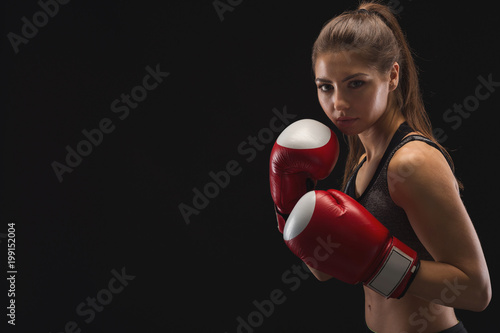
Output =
[
  {"x1": 464, "y1": 273, "x2": 492, "y2": 312},
  {"x1": 474, "y1": 269, "x2": 492, "y2": 311},
  {"x1": 457, "y1": 263, "x2": 492, "y2": 311},
  {"x1": 471, "y1": 282, "x2": 492, "y2": 312},
  {"x1": 446, "y1": 271, "x2": 491, "y2": 312}
]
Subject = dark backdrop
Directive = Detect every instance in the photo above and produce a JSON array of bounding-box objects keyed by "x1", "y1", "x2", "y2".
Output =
[{"x1": 2, "y1": 0, "x2": 499, "y2": 332}]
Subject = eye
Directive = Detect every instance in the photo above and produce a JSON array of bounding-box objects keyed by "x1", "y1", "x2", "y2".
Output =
[
  {"x1": 348, "y1": 80, "x2": 365, "y2": 89},
  {"x1": 318, "y1": 84, "x2": 333, "y2": 92}
]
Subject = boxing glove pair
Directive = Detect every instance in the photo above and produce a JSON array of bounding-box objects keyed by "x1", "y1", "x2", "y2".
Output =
[{"x1": 269, "y1": 119, "x2": 420, "y2": 299}]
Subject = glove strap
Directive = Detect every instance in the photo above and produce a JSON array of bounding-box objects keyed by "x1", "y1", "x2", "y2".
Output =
[{"x1": 396, "y1": 259, "x2": 420, "y2": 299}]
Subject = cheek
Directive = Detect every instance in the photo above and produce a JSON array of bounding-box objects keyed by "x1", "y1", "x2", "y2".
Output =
[
  {"x1": 362, "y1": 84, "x2": 389, "y2": 116},
  {"x1": 318, "y1": 92, "x2": 332, "y2": 113}
]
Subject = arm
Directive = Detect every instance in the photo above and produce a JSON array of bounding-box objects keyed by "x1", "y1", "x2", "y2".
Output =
[{"x1": 388, "y1": 142, "x2": 491, "y2": 311}]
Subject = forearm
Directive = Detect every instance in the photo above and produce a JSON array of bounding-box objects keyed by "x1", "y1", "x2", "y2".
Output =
[{"x1": 406, "y1": 260, "x2": 491, "y2": 312}]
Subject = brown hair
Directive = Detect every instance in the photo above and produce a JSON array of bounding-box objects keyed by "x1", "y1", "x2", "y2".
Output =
[{"x1": 312, "y1": 1, "x2": 458, "y2": 190}]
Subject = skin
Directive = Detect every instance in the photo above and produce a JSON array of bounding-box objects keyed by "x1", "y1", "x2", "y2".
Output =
[{"x1": 309, "y1": 51, "x2": 491, "y2": 333}]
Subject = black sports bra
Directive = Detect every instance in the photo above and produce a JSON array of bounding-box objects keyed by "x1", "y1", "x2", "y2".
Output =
[{"x1": 344, "y1": 122, "x2": 453, "y2": 261}]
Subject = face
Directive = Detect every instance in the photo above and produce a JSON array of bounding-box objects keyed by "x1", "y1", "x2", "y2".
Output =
[{"x1": 314, "y1": 51, "x2": 398, "y2": 135}]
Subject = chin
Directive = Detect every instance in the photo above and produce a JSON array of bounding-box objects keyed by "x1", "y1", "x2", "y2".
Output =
[
  {"x1": 333, "y1": 121, "x2": 362, "y2": 136},
  {"x1": 339, "y1": 129, "x2": 360, "y2": 136}
]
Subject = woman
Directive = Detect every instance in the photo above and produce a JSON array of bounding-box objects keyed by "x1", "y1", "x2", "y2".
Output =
[{"x1": 310, "y1": 2, "x2": 491, "y2": 332}]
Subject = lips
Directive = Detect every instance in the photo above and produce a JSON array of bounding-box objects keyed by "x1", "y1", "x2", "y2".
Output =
[
  {"x1": 336, "y1": 116, "x2": 358, "y2": 128},
  {"x1": 337, "y1": 116, "x2": 357, "y2": 122}
]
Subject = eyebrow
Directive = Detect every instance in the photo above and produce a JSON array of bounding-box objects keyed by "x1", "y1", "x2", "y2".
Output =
[{"x1": 315, "y1": 72, "x2": 368, "y2": 83}]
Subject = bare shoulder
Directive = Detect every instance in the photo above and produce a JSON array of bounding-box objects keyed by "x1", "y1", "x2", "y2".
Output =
[{"x1": 387, "y1": 139, "x2": 459, "y2": 207}]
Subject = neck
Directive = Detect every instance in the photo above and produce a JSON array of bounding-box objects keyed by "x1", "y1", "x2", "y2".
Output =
[{"x1": 358, "y1": 108, "x2": 405, "y2": 162}]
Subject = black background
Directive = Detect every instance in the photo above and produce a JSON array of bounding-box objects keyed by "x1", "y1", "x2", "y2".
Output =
[{"x1": 2, "y1": 0, "x2": 499, "y2": 332}]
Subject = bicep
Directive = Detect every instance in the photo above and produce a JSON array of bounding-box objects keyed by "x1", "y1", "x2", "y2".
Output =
[{"x1": 388, "y1": 144, "x2": 487, "y2": 276}]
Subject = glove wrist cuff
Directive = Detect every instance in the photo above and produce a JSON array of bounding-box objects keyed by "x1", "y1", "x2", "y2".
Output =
[{"x1": 364, "y1": 237, "x2": 419, "y2": 299}]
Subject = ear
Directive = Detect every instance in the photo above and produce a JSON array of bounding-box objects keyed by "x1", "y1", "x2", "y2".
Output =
[{"x1": 389, "y1": 62, "x2": 400, "y2": 91}]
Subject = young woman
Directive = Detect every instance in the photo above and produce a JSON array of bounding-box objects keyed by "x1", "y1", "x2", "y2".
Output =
[{"x1": 309, "y1": 2, "x2": 491, "y2": 332}]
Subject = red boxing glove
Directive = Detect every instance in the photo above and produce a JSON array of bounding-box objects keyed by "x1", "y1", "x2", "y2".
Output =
[
  {"x1": 269, "y1": 119, "x2": 339, "y2": 233},
  {"x1": 283, "y1": 190, "x2": 420, "y2": 299}
]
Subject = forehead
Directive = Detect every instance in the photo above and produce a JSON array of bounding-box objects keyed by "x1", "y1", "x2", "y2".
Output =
[{"x1": 314, "y1": 51, "x2": 374, "y2": 79}]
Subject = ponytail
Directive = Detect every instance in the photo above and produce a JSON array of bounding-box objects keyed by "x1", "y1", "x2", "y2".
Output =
[{"x1": 358, "y1": 2, "x2": 433, "y2": 138}]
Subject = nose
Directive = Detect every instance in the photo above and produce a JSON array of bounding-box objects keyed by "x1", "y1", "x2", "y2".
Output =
[{"x1": 332, "y1": 90, "x2": 349, "y2": 112}]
